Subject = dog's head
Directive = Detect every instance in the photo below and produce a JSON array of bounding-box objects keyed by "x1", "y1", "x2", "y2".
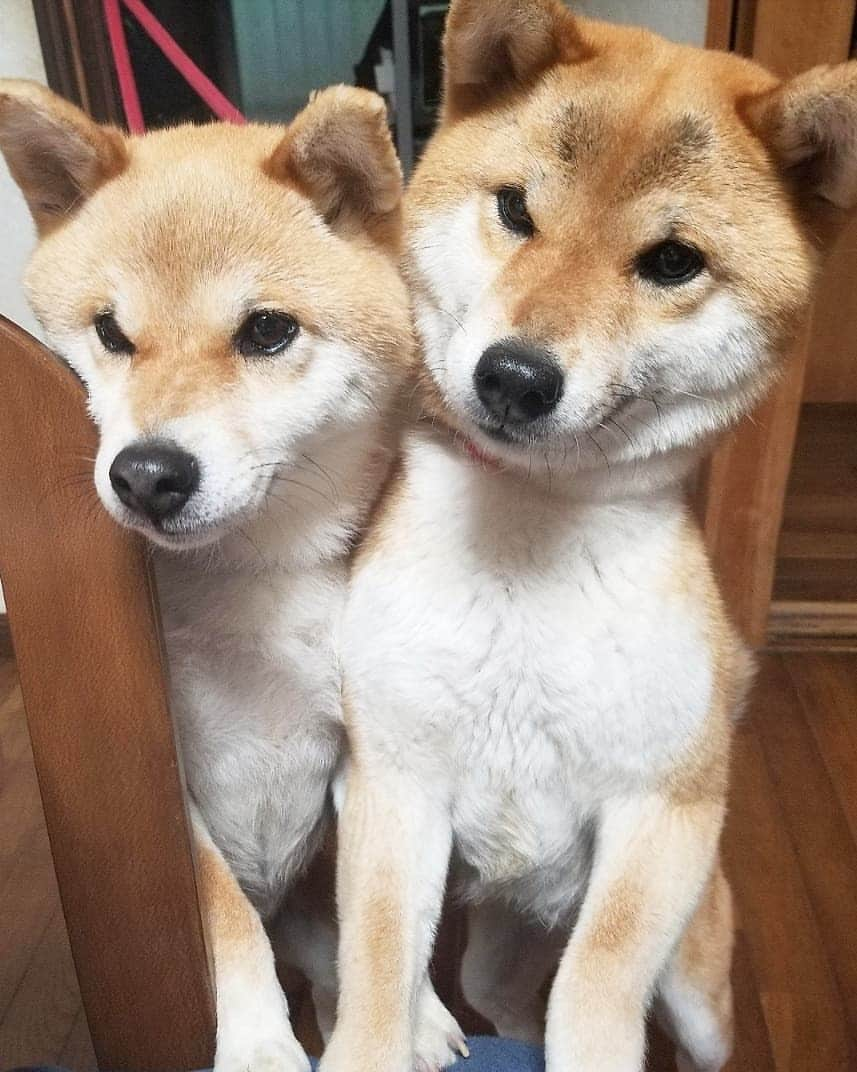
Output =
[
  {"x1": 406, "y1": 0, "x2": 857, "y2": 476},
  {"x1": 0, "y1": 81, "x2": 410, "y2": 548}
]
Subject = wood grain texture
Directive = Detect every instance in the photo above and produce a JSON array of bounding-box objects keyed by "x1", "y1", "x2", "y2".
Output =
[
  {"x1": 0, "y1": 648, "x2": 93, "y2": 1070},
  {"x1": 803, "y1": 217, "x2": 857, "y2": 403},
  {"x1": 773, "y1": 404, "x2": 857, "y2": 631},
  {"x1": 768, "y1": 603, "x2": 857, "y2": 650},
  {"x1": 31, "y1": 0, "x2": 123, "y2": 125},
  {"x1": 701, "y1": 332, "x2": 810, "y2": 645},
  {"x1": 0, "y1": 316, "x2": 214, "y2": 1070},
  {"x1": 700, "y1": 0, "x2": 857, "y2": 646},
  {"x1": 0, "y1": 613, "x2": 12, "y2": 659},
  {"x1": 750, "y1": 0, "x2": 855, "y2": 75},
  {"x1": 706, "y1": 0, "x2": 736, "y2": 50}
]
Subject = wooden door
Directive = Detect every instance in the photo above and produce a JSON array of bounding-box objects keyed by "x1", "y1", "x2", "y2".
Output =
[{"x1": 699, "y1": 0, "x2": 857, "y2": 646}]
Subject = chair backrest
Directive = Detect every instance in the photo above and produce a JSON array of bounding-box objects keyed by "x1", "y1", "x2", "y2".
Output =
[{"x1": 0, "y1": 315, "x2": 215, "y2": 1070}]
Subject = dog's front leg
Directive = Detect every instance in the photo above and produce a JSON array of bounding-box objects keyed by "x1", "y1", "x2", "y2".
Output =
[
  {"x1": 321, "y1": 763, "x2": 454, "y2": 1072},
  {"x1": 545, "y1": 793, "x2": 725, "y2": 1072},
  {"x1": 190, "y1": 803, "x2": 310, "y2": 1072}
]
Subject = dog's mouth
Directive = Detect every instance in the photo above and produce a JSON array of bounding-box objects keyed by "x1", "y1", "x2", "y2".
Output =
[
  {"x1": 104, "y1": 477, "x2": 272, "y2": 551},
  {"x1": 112, "y1": 507, "x2": 228, "y2": 550},
  {"x1": 479, "y1": 422, "x2": 518, "y2": 443},
  {"x1": 441, "y1": 387, "x2": 648, "y2": 472},
  {"x1": 468, "y1": 386, "x2": 642, "y2": 447}
]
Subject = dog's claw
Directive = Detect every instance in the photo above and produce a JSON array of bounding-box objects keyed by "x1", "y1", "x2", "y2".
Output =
[{"x1": 453, "y1": 1036, "x2": 470, "y2": 1058}]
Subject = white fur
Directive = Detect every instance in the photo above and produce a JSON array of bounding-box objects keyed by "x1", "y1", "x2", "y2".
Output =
[
  {"x1": 327, "y1": 429, "x2": 734, "y2": 1072},
  {"x1": 48, "y1": 298, "x2": 392, "y2": 1071},
  {"x1": 344, "y1": 435, "x2": 715, "y2": 921},
  {"x1": 325, "y1": 165, "x2": 768, "y2": 1072}
]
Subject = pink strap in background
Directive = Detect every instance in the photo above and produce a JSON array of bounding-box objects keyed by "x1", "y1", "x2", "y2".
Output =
[
  {"x1": 102, "y1": 0, "x2": 246, "y2": 134},
  {"x1": 103, "y1": 0, "x2": 144, "y2": 133}
]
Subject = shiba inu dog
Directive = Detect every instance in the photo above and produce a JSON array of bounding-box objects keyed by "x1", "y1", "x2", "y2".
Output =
[
  {"x1": 0, "y1": 80, "x2": 431, "y2": 1072},
  {"x1": 322, "y1": 2, "x2": 857, "y2": 1071}
]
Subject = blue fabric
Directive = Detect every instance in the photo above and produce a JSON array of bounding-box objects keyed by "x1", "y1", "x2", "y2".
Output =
[
  {"x1": 6, "y1": 1037, "x2": 546, "y2": 1072},
  {"x1": 446, "y1": 1036, "x2": 545, "y2": 1072}
]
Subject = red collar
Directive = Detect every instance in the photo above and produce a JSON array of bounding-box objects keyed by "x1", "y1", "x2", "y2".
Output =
[
  {"x1": 461, "y1": 435, "x2": 505, "y2": 471},
  {"x1": 418, "y1": 412, "x2": 506, "y2": 472}
]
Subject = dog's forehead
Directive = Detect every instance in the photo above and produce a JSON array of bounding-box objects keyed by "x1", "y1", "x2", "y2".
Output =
[
  {"x1": 528, "y1": 65, "x2": 756, "y2": 175},
  {"x1": 117, "y1": 154, "x2": 311, "y2": 266},
  {"x1": 468, "y1": 30, "x2": 776, "y2": 195},
  {"x1": 86, "y1": 150, "x2": 335, "y2": 327}
]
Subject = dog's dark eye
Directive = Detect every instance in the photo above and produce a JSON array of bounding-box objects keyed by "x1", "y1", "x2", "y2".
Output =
[
  {"x1": 94, "y1": 312, "x2": 135, "y2": 355},
  {"x1": 236, "y1": 311, "x2": 299, "y2": 357},
  {"x1": 636, "y1": 240, "x2": 705, "y2": 286},
  {"x1": 496, "y1": 186, "x2": 535, "y2": 237}
]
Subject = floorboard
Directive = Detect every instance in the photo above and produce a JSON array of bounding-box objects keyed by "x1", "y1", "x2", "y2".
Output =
[{"x1": 1, "y1": 652, "x2": 855, "y2": 1070}]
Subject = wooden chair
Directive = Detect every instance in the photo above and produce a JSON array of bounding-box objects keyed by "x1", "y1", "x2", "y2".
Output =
[{"x1": 0, "y1": 314, "x2": 215, "y2": 1070}]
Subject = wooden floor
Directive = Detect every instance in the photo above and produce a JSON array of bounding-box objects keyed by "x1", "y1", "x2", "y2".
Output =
[{"x1": 2, "y1": 651, "x2": 856, "y2": 1070}]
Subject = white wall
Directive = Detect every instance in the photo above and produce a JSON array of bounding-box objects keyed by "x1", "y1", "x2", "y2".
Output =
[
  {"x1": 573, "y1": 0, "x2": 708, "y2": 46},
  {"x1": 0, "y1": 0, "x2": 47, "y2": 337},
  {"x1": 0, "y1": 0, "x2": 48, "y2": 613}
]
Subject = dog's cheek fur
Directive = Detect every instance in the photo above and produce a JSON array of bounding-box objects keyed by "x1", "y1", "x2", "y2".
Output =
[
  {"x1": 19, "y1": 120, "x2": 413, "y2": 538},
  {"x1": 408, "y1": 198, "x2": 515, "y2": 411}
]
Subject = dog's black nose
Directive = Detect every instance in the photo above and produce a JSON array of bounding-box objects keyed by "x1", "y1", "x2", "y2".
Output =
[
  {"x1": 109, "y1": 441, "x2": 199, "y2": 523},
  {"x1": 474, "y1": 340, "x2": 564, "y2": 424}
]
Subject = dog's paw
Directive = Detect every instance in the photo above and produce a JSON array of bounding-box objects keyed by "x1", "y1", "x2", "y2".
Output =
[
  {"x1": 215, "y1": 1031, "x2": 311, "y2": 1072},
  {"x1": 413, "y1": 987, "x2": 469, "y2": 1072}
]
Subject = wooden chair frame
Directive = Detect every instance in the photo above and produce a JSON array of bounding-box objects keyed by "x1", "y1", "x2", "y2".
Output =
[{"x1": 0, "y1": 316, "x2": 214, "y2": 1070}]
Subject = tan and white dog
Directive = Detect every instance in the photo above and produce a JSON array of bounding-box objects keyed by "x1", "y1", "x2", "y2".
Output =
[
  {"x1": 323, "y1": 3, "x2": 857, "y2": 1071},
  {"x1": 0, "y1": 80, "x2": 429, "y2": 1072}
]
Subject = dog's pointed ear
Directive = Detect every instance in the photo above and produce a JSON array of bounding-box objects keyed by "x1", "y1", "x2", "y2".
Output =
[
  {"x1": 747, "y1": 61, "x2": 857, "y2": 238},
  {"x1": 0, "y1": 79, "x2": 127, "y2": 235},
  {"x1": 267, "y1": 86, "x2": 402, "y2": 239},
  {"x1": 441, "y1": 0, "x2": 588, "y2": 118}
]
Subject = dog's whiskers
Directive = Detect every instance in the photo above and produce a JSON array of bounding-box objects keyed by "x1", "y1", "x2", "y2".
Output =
[{"x1": 299, "y1": 452, "x2": 340, "y2": 503}]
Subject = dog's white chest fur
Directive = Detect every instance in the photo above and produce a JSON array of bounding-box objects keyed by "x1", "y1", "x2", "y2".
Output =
[
  {"x1": 157, "y1": 554, "x2": 344, "y2": 917},
  {"x1": 345, "y1": 431, "x2": 715, "y2": 923}
]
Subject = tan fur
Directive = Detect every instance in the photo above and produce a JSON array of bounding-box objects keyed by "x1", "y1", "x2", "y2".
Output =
[
  {"x1": 332, "y1": 767, "x2": 411, "y2": 1060},
  {"x1": 0, "y1": 83, "x2": 413, "y2": 434},
  {"x1": 656, "y1": 516, "x2": 739, "y2": 808},
  {"x1": 268, "y1": 85, "x2": 404, "y2": 248},
  {"x1": 663, "y1": 864, "x2": 736, "y2": 1064},
  {"x1": 0, "y1": 80, "x2": 126, "y2": 233},
  {"x1": 361, "y1": 890, "x2": 407, "y2": 1042},
  {"x1": 351, "y1": 453, "x2": 408, "y2": 564},
  {"x1": 584, "y1": 876, "x2": 642, "y2": 955},
  {"x1": 196, "y1": 840, "x2": 268, "y2": 971},
  {"x1": 442, "y1": 0, "x2": 593, "y2": 120},
  {"x1": 675, "y1": 865, "x2": 734, "y2": 991}
]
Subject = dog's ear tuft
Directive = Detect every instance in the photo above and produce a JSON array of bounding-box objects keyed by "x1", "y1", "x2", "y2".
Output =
[
  {"x1": 0, "y1": 79, "x2": 128, "y2": 235},
  {"x1": 441, "y1": 0, "x2": 587, "y2": 118},
  {"x1": 748, "y1": 61, "x2": 857, "y2": 233},
  {"x1": 267, "y1": 86, "x2": 402, "y2": 238}
]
